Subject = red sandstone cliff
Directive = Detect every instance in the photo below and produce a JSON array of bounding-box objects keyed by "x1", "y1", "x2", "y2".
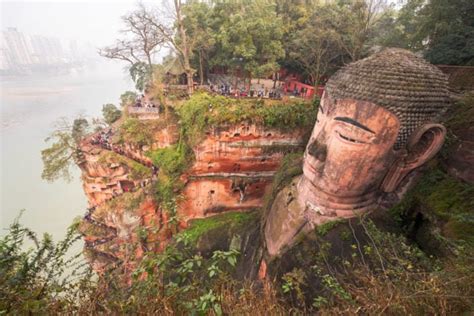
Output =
[{"x1": 78, "y1": 119, "x2": 307, "y2": 270}]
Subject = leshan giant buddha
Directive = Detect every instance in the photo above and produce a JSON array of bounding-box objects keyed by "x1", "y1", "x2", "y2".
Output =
[{"x1": 264, "y1": 48, "x2": 451, "y2": 257}]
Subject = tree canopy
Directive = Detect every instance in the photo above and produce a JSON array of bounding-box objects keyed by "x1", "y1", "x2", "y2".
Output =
[
  {"x1": 102, "y1": 104, "x2": 122, "y2": 125},
  {"x1": 99, "y1": 0, "x2": 473, "y2": 91},
  {"x1": 41, "y1": 118, "x2": 91, "y2": 182}
]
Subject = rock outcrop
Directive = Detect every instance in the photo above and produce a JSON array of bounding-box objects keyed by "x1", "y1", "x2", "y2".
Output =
[
  {"x1": 78, "y1": 112, "x2": 309, "y2": 271},
  {"x1": 180, "y1": 123, "x2": 305, "y2": 220}
]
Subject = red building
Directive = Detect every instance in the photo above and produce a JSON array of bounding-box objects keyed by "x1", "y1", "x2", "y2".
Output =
[{"x1": 283, "y1": 79, "x2": 324, "y2": 98}]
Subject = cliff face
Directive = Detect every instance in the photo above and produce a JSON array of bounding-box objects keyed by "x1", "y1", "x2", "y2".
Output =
[
  {"x1": 78, "y1": 117, "x2": 307, "y2": 270},
  {"x1": 180, "y1": 123, "x2": 305, "y2": 220}
]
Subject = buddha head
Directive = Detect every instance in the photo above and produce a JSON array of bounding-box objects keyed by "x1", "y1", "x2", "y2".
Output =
[
  {"x1": 263, "y1": 49, "x2": 452, "y2": 258},
  {"x1": 263, "y1": 48, "x2": 452, "y2": 258},
  {"x1": 297, "y1": 48, "x2": 451, "y2": 219}
]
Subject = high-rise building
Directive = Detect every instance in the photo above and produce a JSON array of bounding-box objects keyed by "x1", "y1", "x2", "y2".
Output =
[{"x1": 0, "y1": 27, "x2": 82, "y2": 75}]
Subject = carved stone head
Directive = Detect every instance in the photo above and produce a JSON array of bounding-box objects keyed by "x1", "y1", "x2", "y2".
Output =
[{"x1": 265, "y1": 48, "x2": 451, "y2": 257}]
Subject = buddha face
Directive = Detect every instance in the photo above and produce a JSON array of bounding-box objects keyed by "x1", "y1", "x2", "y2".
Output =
[
  {"x1": 299, "y1": 93, "x2": 401, "y2": 211},
  {"x1": 264, "y1": 91, "x2": 446, "y2": 258}
]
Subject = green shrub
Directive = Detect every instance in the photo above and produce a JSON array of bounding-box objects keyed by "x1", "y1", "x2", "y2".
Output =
[
  {"x1": 391, "y1": 165, "x2": 474, "y2": 248},
  {"x1": 102, "y1": 103, "x2": 122, "y2": 125},
  {"x1": 147, "y1": 144, "x2": 190, "y2": 178},
  {"x1": 0, "y1": 214, "x2": 92, "y2": 314},
  {"x1": 120, "y1": 91, "x2": 138, "y2": 107},
  {"x1": 178, "y1": 92, "x2": 317, "y2": 146},
  {"x1": 118, "y1": 118, "x2": 153, "y2": 147}
]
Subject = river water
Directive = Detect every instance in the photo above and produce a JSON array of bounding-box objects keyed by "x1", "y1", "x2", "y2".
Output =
[{"x1": 0, "y1": 61, "x2": 134, "y2": 239}]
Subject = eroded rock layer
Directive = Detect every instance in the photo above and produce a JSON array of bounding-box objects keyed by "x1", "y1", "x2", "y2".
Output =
[
  {"x1": 78, "y1": 121, "x2": 307, "y2": 271},
  {"x1": 181, "y1": 123, "x2": 305, "y2": 220}
]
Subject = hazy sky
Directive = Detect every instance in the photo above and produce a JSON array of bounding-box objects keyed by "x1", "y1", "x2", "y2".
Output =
[{"x1": 0, "y1": 0, "x2": 159, "y2": 46}]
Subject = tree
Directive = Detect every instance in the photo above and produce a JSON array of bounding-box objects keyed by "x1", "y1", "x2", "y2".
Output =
[
  {"x1": 276, "y1": 0, "x2": 315, "y2": 73},
  {"x1": 208, "y1": 1, "x2": 284, "y2": 88},
  {"x1": 289, "y1": 5, "x2": 342, "y2": 86},
  {"x1": 120, "y1": 91, "x2": 138, "y2": 107},
  {"x1": 418, "y1": 0, "x2": 474, "y2": 65},
  {"x1": 71, "y1": 118, "x2": 89, "y2": 142},
  {"x1": 377, "y1": 0, "x2": 425, "y2": 50},
  {"x1": 173, "y1": 0, "x2": 195, "y2": 93},
  {"x1": 182, "y1": 1, "x2": 215, "y2": 85},
  {"x1": 140, "y1": 1, "x2": 196, "y2": 94},
  {"x1": 99, "y1": 4, "x2": 165, "y2": 91},
  {"x1": 130, "y1": 62, "x2": 154, "y2": 91},
  {"x1": 41, "y1": 118, "x2": 90, "y2": 182},
  {"x1": 336, "y1": 0, "x2": 393, "y2": 61},
  {"x1": 102, "y1": 104, "x2": 122, "y2": 125},
  {"x1": 380, "y1": 0, "x2": 473, "y2": 65}
]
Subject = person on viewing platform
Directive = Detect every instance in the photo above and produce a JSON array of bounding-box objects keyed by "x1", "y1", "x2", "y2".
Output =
[{"x1": 293, "y1": 87, "x2": 299, "y2": 96}]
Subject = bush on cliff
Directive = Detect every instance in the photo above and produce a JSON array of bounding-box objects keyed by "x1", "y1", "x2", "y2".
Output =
[
  {"x1": 117, "y1": 118, "x2": 155, "y2": 147},
  {"x1": 145, "y1": 141, "x2": 191, "y2": 220},
  {"x1": 178, "y1": 92, "x2": 317, "y2": 146},
  {"x1": 147, "y1": 144, "x2": 190, "y2": 178},
  {"x1": 390, "y1": 163, "x2": 474, "y2": 253},
  {"x1": 119, "y1": 91, "x2": 138, "y2": 107},
  {"x1": 102, "y1": 103, "x2": 122, "y2": 125}
]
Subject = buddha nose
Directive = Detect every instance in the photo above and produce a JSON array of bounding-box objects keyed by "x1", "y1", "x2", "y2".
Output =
[{"x1": 307, "y1": 139, "x2": 327, "y2": 162}]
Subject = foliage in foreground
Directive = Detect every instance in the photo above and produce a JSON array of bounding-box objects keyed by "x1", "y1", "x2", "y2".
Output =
[
  {"x1": 0, "y1": 214, "x2": 93, "y2": 314},
  {"x1": 1, "y1": 208, "x2": 473, "y2": 314}
]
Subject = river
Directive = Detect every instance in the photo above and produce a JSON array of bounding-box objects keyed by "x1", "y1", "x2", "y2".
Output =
[{"x1": 0, "y1": 61, "x2": 134, "y2": 239}]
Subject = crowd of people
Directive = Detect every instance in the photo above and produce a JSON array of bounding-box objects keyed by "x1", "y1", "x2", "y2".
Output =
[
  {"x1": 90, "y1": 129, "x2": 154, "y2": 169},
  {"x1": 209, "y1": 84, "x2": 282, "y2": 99},
  {"x1": 91, "y1": 129, "x2": 113, "y2": 150},
  {"x1": 133, "y1": 94, "x2": 161, "y2": 109},
  {"x1": 292, "y1": 87, "x2": 309, "y2": 97}
]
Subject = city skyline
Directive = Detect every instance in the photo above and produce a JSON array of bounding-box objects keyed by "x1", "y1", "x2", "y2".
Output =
[{"x1": 0, "y1": 27, "x2": 98, "y2": 75}]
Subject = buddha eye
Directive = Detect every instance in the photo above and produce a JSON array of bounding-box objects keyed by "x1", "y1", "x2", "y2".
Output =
[{"x1": 336, "y1": 131, "x2": 368, "y2": 144}]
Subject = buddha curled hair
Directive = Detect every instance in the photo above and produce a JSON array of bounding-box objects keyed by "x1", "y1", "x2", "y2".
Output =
[{"x1": 325, "y1": 48, "x2": 451, "y2": 149}]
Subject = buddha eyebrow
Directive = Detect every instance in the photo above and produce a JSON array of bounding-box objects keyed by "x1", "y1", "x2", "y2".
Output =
[{"x1": 334, "y1": 117, "x2": 375, "y2": 134}]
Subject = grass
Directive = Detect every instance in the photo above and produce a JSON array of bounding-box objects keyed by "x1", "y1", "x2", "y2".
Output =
[{"x1": 179, "y1": 211, "x2": 258, "y2": 243}]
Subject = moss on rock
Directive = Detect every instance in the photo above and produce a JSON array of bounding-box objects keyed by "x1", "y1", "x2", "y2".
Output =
[
  {"x1": 178, "y1": 92, "x2": 317, "y2": 146},
  {"x1": 391, "y1": 163, "x2": 474, "y2": 248},
  {"x1": 180, "y1": 211, "x2": 258, "y2": 244}
]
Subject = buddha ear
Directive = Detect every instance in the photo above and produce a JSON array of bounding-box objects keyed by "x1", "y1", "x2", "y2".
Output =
[
  {"x1": 381, "y1": 124, "x2": 446, "y2": 193},
  {"x1": 405, "y1": 123, "x2": 446, "y2": 168}
]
